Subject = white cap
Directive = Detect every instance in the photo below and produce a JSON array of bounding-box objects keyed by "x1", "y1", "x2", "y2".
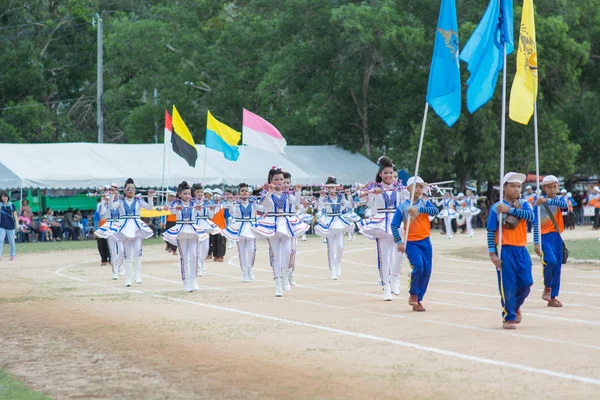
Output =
[
  {"x1": 406, "y1": 176, "x2": 428, "y2": 188},
  {"x1": 502, "y1": 172, "x2": 526, "y2": 185},
  {"x1": 567, "y1": 192, "x2": 572, "y2": 197},
  {"x1": 204, "y1": 189, "x2": 213, "y2": 195},
  {"x1": 540, "y1": 175, "x2": 559, "y2": 186},
  {"x1": 525, "y1": 185, "x2": 532, "y2": 190},
  {"x1": 457, "y1": 192, "x2": 465, "y2": 198},
  {"x1": 213, "y1": 188, "x2": 223, "y2": 195},
  {"x1": 560, "y1": 188, "x2": 567, "y2": 194},
  {"x1": 167, "y1": 190, "x2": 176, "y2": 196}
]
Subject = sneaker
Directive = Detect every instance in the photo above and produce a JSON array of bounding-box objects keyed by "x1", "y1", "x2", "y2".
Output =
[
  {"x1": 275, "y1": 277, "x2": 283, "y2": 297},
  {"x1": 289, "y1": 273, "x2": 296, "y2": 287},
  {"x1": 547, "y1": 298, "x2": 563, "y2": 307},
  {"x1": 118, "y1": 267, "x2": 124, "y2": 276},
  {"x1": 242, "y1": 270, "x2": 250, "y2": 283},
  {"x1": 542, "y1": 287, "x2": 551, "y2": 301},
  {"x1": 249, "y1": 269, "x2": 255, "y2": 280},
  {"x1": 112, "y1": 274, "x2": 118, "y2": 280},
  {"x1": 412, "y1": 302, "x2": 426, "y2": 312},
  {"x1": 408, "y1": 295, "x2": 418, "y2": 306},
  {"x1": 9, "y1": 256, "x2": 15, "y2": 261},
  {"x1": 336, "y1": 264, "x2": 342, "y2": 277},
  {"x1": 502, "y1": 321, "x2": 517, "y2": 330},
  {"x1": 515, "y1": 309, "x2": 522, "y2": 324},
  {"x1": 330, "y1": 269, "x2": 337, "y2": 280}
]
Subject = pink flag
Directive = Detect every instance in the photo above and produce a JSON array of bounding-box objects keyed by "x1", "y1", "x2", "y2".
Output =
[{"x1": 242, "y1": 108, "x2": 287, "y2": 154}]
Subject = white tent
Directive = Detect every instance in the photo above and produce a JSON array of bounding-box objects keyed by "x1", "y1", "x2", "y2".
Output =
[{"x1": 0, "y1": 143, "x2": 377, "y2": 189}]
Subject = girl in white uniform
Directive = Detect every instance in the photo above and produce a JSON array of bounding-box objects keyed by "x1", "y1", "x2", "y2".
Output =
[
  {"x1": 436, "y1": 191, "x2": 458, "y2": 239},
  {"x1": 253, "y1": 167, "x2": 309, "y2": 297},
  {"x1": 94, "y1": 187, "x2": 125, "y2": 280},
  {"x1": 315, "y1": 177, "x2": 353, "y2": 280},
  {"x1": 223, "y1": 183, "x2": 261, "y2": 282},
  {"x1": 460, "y1": 189, "x2": 481, "y2": 238},
  {"x1": 163, "y1": 182, "x2": 209, "y2": 292},
  {"x1": 359, "y1": 157, "x2": 407, "y2": 300},
  {"x1": 109, "y1": 178, "x2": 155, "y2": 287},
  {"x1": 192, "y1": 183, "x2": 220, "y2": 276}
]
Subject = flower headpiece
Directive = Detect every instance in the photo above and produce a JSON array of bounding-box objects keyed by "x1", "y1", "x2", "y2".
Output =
[{"x1": 271, "y1": 165, "x2": 282, "y2": 171}]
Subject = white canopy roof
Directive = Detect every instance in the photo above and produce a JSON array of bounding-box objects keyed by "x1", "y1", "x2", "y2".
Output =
[{"x1": 0, "y1": 143, "x2": 377, "y2": 189}]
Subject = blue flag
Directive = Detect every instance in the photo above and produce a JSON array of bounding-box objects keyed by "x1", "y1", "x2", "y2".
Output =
[
  {"x1": 426, "y1": 0, "x2": 461, "y2": 127},
  {"x1": 459, "y1": 0, "x2": 514, "y2": 113}
]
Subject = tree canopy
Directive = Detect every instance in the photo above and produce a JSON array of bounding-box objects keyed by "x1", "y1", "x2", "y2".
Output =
[{"x1": 1, "y1": 0, "x2": 599, "y2": 188}]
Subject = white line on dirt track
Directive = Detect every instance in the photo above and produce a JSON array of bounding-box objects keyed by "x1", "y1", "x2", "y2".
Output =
[
  {"x1": 55, "y1": 260, "x2": 600, "y2": 386},
  {"x1": 444, "y1": 256, "x2": 600, "y2": 275}
]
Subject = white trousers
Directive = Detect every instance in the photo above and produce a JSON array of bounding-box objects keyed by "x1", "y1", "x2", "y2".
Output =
[
  {"x1": 237, "y1": 237, "x2": 256, "y2": 272},
  {"x1": 268, "y1": 235, "x2": 293, "y2": 278},
  {"x1": 464, "y1": 212, "x2": 473, "y2": 236},
  {"x1": 196, "y1": 238, "x2": 209, "y2": 273},
  {"x1": 290, "y1": 238, "x2": 297, "y2": 273},
  {"x1": 107, "y1": 235, "x2": 124, "y2": 274},
  {"x1": 443, "y1": 216, "x2": 453, "y2": 238},
  {"x1": 376, "y1": 236, "x2": 402, "y2": 286},
  {"x1": 326, "y1": 231, "x2": 344, "y2": 270},
  {"x1": 122, "y1": 237, "x2": 142, "y2": 284},
  {"x1": 177, "y1": 238, "x2": 198, "y2": 280}
]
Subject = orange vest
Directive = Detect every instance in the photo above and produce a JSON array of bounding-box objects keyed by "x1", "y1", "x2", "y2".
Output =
[{"x1": 212, "y1": 209, "x2": 227, "y2": 229}]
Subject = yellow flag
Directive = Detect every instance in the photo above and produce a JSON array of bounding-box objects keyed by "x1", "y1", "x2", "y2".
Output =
[
  {"x1": 509, "y1": 0, "x2": 538, "y2": 125},
  {"x1": 206, "y1": 111, "x2": 241, "y2": 146}
]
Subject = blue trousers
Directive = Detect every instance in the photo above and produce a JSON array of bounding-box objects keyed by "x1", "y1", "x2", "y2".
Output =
[
  {"x1": 406, "y1": 237, "x2": 433, "y2": 302},
  {"x1": 496, "y1": 246, "x2": 533, "y2": 322},
  {"x1": 542, "y1": 232, "x2": 563, "y2": 299}
]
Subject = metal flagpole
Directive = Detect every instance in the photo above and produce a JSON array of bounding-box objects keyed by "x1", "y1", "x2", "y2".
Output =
[
  {"x1": 202, "y1": 145, "x2": 208, "y2": 183},
  {"x1": 533, "y1": 102, "x2": 542, "y2": 257},
  {"x1": 404, "y1": 102, "x2": 429, "y2": 236},
  {"x1": 498, "y1": 43, "x2": 508, "y2": 263},
  {"x1": 161, "y1": 116, "x2": 168, "y2": 205}
]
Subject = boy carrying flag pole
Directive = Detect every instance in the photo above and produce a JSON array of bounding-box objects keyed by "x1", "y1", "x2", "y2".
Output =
[
  {"x1": 533, "y1": 175, "x2": 569, "y2": 307},
  {"x1": 487, "y1": 172, "x2": 535, "y2": 329}
]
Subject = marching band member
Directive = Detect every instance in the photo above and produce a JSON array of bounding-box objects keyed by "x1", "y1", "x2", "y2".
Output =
[
  {"x1": 109, "y1": 178, "x2": 155, "y2": 287},
  {"x1": 436, "y1": 191, "x2": 458, "y2": 239},
  {"x1": 391, "y1": 176, "x2": 438, "y2": 311},
  {"x1": 192, "y1": 183, "x2": 219, "y2": 275},
  {"x1": 253, "y1": 167, "x2": 308, "y2": 297},
  {"x1": 533, "y1": 176, "x2": 569, "y2": 307},
  {"x1": 163, "y1": 181, "x2": 209, "y2": 292},
  {"x1": 283, "y1": 172, "x2": 299, "y2": 287},
  {"x1": 460, "y1": 190, "x2": 481, "y2": 238},
  {"x1": 223, "y1": 183, "x2": 261, "y2": 282},
  {"x1": 315, "y1": 177, "x2": 353, "y2": 280},
  {"x1": 359, "y1": 157, "x2": 406, "y2": 301},
  {"x1": 488, "y1": 172, "x2": 535, "y2": 330},
  {"x1": 94, "y1": 186, "x2": 125, "y2": 280}
]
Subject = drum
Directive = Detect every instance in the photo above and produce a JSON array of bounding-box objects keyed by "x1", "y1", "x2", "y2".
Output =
[{"x1": 456, "y1": 213, "x2": 466, "y2": 226}]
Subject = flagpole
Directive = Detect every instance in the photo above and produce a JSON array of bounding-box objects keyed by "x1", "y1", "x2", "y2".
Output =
[
  {"x1": 498, "y1": 42, "x2": 507, "y2": 262},
  {"x1": 161, "y1": 124, "x2": 168, "y2": 205},
  {"x1": 202, "y1": 144, "x2": 208, "y2": 183},
  {"x1": 533, "y1": 101, "x2": 542, "y2": 256},
  {"x1": 405, "y1": 102, "x2": 429, "y2": 237}
]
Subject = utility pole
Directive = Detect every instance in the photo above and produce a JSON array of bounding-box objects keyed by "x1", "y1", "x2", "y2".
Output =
[
  {"x1": 154, "y1": 88, "x2": 158, "y2": 143},
  {"x1": 96, "y1": 13, "x2": 104, "y2": 143}
]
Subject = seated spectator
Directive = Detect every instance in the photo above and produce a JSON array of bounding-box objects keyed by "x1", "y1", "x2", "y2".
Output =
[
  {"x1": 62, "y1": 207, "x2": 81, "y2": 240},
  {"x1": 39, "y1": 217, "x2": 53, "y2": 241},
  {"x1": 20, "y1": 199, "x2": 33, "y2": 220},
  {"x1": 44, "y1": 208, "x2": 62, "y2": 241},
  {"x1": 18, "y1": 217, "x2": 32, "y2": 242}
]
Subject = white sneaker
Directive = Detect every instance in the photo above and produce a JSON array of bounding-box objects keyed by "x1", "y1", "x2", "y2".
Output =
[
  {"x1": 336, "y1": 264, "x2": 342, "y2": 277},
  {"x1": 183, "y1": 278, "x2": 192, "y2": 292},
  {"x1": 301, "y1": 234, "x2": 307, "y2": 242},
  {"x1": 249, "y1": 269, "x2": 255, "y2": 280},
  {"x1": 190, "y1": 278, "x2": 199, "y2": 291},
  {"x1": 242, "y1": 269, "x2": 250, "y2": 283},
  {"x1": 390, "y1": 276, "x2": 400, "y2": 295},
  {"x1": 282, "y1": 270, "x2": 292, "y2": 291},
  {"x1": 118, "y1": 267, "x2": 124, "y2": 276},
  {"x1": 330, "y1": 269, "x2": 338, "y2": 280},
  {"x1": 289, "y1": 273, "x2": 296, "y2": 287},
  {"x1": 198, "y1": 264, "x2": 204, "y2": 277},
  {"x1": 383, "y1": 284, "x2": 392, "y2": 301},
  {"x1": 275, "y1": 277, "x2": 283, "y2": 297},
  {"x1": 112, "y1": 273, "x2": 118, "y2": 280}
]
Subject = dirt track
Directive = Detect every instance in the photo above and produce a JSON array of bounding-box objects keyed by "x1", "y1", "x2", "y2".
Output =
[{"x1": 1, "y1": 228, "x2": 600, "y2": 399}]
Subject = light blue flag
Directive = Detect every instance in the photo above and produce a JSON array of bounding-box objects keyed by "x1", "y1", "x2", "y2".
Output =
[
  {"x1": 426, "y1": 0, "x2": 461, "y2": 127},
  {"x1": 459, "y1": 0, "x2": 514, "y2": 114}
]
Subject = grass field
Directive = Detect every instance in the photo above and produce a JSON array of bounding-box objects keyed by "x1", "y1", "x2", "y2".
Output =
[
  {"x1": 1, "y1": 237, "x2": 164, "y2": 256},
  {"x1": 450, "y1": 237, "x2": 600, "y2": 262},
  {"x1": 0, "y1": 370, "x2": 50, "y2": 400}
]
